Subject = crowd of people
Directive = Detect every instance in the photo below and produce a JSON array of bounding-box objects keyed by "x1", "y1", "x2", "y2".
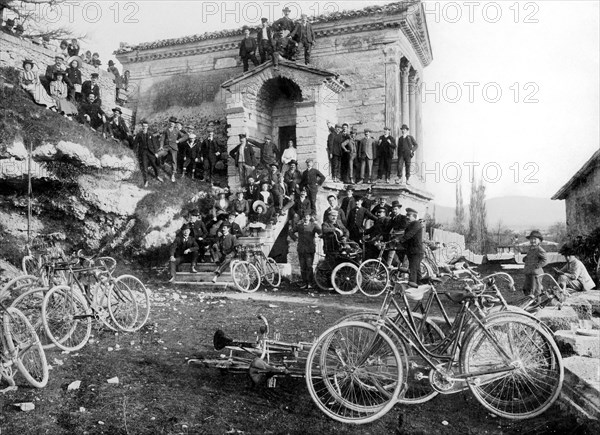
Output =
[{"x1": 238, "y1": 7, "x2": 316, "y2": 71}]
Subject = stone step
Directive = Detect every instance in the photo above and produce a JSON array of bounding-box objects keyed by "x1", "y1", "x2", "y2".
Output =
[
  {"x1": 560, "y1": 356, "x2": 600, "y2": 421},
  {"x1": 535, "y1": 306, "x2": 579, "y2": 332},
  {"x1": 170, "y1": 281, "x2": 232, "y2": 289},
  {"x1": 175, "y1": 272, "x2": 231, "y2": 283},
  {"x1": 577, "y1": 290, "x2": 600, "y2": 316},
  {"x1": 555, "y1": 330, "x2": 600, "y2": 358}
]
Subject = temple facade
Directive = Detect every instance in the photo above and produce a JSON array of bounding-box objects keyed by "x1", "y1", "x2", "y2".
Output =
[{"x1": 115, "y1": 1, "x2": 434, "y2": 214}]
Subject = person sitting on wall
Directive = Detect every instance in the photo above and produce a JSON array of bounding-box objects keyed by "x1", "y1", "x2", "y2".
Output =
[
  {"x1": 67, "y1": 38, "x2": 80, "y2": 57},
  {"x1": 554, "y1": 245, "x2": 596, "y2": 293},
  {"x1": 211, "y1": 223, "x2": 238, "y2": 283},
  {"x1": 45, "y1": 54, "x2": 68, "y2": 88},
  {"x1": 49, "y1": 70, "x2": 77, "y2": 119},
  {"x1": 289, "y1": 14, "x2": 316, "y2": 65},
  {"x1": 91, "y1": 52, "x2": 102, "y2": 67},
  {"x1": 257, "y1": 181, "x2": 275, "y2": 214},
  {"x1": 218, "y1": 213, "x2": 245, "y2": 239},
  {"x1": 83, "y1": 50, "x2": 92, "y2": 64},
  {"x1": 244, "y1": 175, "x2": 260, "y2": 207},
  {"x1": 247, "y1": 201, "x2": 273, "y2": 236},
  {"x1": 78, "y1": 93, "x2": 106, "y2": 130},
  {"x1": 133, "y1": 119, "x2": 164, "y2": 187},
  {"x1": 19, "y1": 59, "x2": 56, "y2": 110},
  {"x1": 229, "y1": 189, "x2": 250, "y2": 229},
  {"x1": 169, "y1": 224, "x2": 199, "y2": 282},
  {"x1": 81, "y1": 72, "x2": 102, "y2": 106},
  {"x1": 239, "y1": 25, "x2": 259, "y2": 72},
  {"x1": 105, "y1": 107, "x2": 132, "y2": 147},
  {"x1": 212, "y1": 190, "x2": 230, "y2": 221}
]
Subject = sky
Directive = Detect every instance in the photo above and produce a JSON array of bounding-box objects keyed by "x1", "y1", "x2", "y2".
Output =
[{"x1": 16, "y1": 0, "x2": 599, "y2": 206}]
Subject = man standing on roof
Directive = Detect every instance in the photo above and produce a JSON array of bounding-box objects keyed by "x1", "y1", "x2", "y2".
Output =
[
  {"x1": 289, "y1": 14, "x2": 316, "y2": 65},
  {"x1": 239, "y1": 25, "x2": 259, "y2": 72}
]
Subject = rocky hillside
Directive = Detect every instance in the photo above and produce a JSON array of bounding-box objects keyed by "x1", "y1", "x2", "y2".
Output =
[{"x1": 0, "y1": 66, "x2": 221, "y2": 272}]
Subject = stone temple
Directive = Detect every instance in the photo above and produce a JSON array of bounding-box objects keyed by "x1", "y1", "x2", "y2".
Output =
[{"x1": 115, "y1": 1, "x2": 434, "y2": 215}]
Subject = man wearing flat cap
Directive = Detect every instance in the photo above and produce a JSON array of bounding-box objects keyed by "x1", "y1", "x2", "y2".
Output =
[
  {"x1": 229, "y1": 133, "x2": 257, "y2": 187},
  {"x1": 290, "y1": 14, "x2": 316, "y2": 64},
  {"x1": 377, "y1": 126, "x2": 396, "y2": 183},
  {"x1": 397, "y1": 207, "x2": 423, "y2": 287},
  {"x1": 326, "y1": 121, "x2": 344, "y2": 183},
  {"x1": 239, "y1": 25, "x2": 259, "y2": 72},
  {"x1": 81, "y1": 72, "x2": 101, "y2": 105},
  {"x1": 256, "y1": 18, "x2": 277, "y2": 67},
  {"x1": 248, "y1": 134, "x2": 279, "y2": 169},
  {"x1": 522, "y1": 230, "x2": 548, "y2": 298}
]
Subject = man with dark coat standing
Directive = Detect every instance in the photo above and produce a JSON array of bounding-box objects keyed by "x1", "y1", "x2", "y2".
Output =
[
  {"x1": 229, "y1": 133, "x2": 257, "y2": 187},
  {"x1": 289, "y1": 14, "x2": 316, "y2": 64},
  {"x1": 239, "y1": 26, "x2": 259, "y2": 72},
  {"x1": 398, "y1": 208, "x2": 424, "y2": 287},
  {"x1": 169, "y1": 224, "x2": 199, "y2": 282},
  {"x1": 397, "y1": 124, "x2": 418, "y2": 185},
  {"x1": 256, "y1": 18, "x2": 277, "y2": 67},
  {"x1": 340, "y1": 186, "x2": 356, "y2": 218},
  {"x1": 291, "y1": 211, "x2": 322, "y2": 289},
  {"x1": 300, "y1": 158, "x2": 326, "y2": 215},
  {"x1": 200, "y1": 129, "x2": 220, "y2": 184},
  {"x1": 248, "y1": 134, "x2": 278, "y2": 169},
  {"x1": 273, "y1": 6, "x2": 296, "y2": 61},
  {"x1": 377, "y1": 126, "x2": 396, "y2": 183},
  {"x1": 133, "y1": 119, "x2": 164, "y2": 187},
  {"x1": 326, "y1": 122, "x2": 343, "y2": 182}
]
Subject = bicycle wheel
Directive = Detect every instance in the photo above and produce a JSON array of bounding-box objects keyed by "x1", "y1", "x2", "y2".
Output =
[
  {"x1": 331, "y1": 262, "x2": 359, "y2": 295},
  {"x1": 108, "y1": 279, "x2": 139, "y2": 332},
  {"x1": 357, "y1": 259, "x2": 389, "y2": 297},
  {"x1": 3, "y1": 307, "x2": 49, "y2": 388},
  {"x1": 0, "y1": 275, "x2": 41, "y2": 304},
  {"x1": 11, "y1": 288, "x2": 55, "y2": 350},
  {"x1": 336, "y1": 311, "x2": 442, "y2": 404},
  {"x1": 41, "y1": 285, "x2": 92, "y2": 352},
  {"x1": 96, "y1": 256, "x2": 117, "y2": 274},
  {"x1": 314, "y1": 260, "x2": 333, "y2": 291},
  {"x1": 264, "y1": 258, "x2": 281, "y2": 288},
  {"x1": 113, "y1": 275, "x2": 150, "y2": 331},
  {"x1": 461, "y1": 313, "x2": 563, "y2": 419},
  {"x1": 419, "y1": 260, "x2": 434, "y2": 280},
  {"x1": 306, "y1": 321, "x2": 403, "y2": 424},
  {"x1": 22, "y1": 256, "x2": 40, "y2": 277},
  {"x1": 231, "y1": 261, "x2": 261, "y2": 293}
]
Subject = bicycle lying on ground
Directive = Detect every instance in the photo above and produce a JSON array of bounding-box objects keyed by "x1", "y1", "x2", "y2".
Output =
[
  {"x1": 306, "y1": 275, "x2": 564, "y2": 424},
  {"x1": 189, "y1": 315, "x2": 315, "y2": 386},
  {"x1": 0, "y1": 298, "x2": 48, "y2": 389}
]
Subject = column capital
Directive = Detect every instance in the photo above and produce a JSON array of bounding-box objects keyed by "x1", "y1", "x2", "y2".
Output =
[
  {"x1": 383, "y1": 44, "x2": 401, "y2": 64},
  {"x1": 409, "y1": 67, "x2": 418, "y2": 82},
  {"x1": 400, "y1": 58, "x2": 410, "y2": 76}
]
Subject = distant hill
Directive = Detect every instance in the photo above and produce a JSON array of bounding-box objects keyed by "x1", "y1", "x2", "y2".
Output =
[{"x1": 432, "y1": 196, "x2": 565, "y2": 232}]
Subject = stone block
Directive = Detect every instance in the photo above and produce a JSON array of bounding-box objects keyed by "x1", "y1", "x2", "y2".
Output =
[
  {"x1": 555, "y1": 330, "x2": 600, "y2": 358},
  {"x1": 578, "y1": 291, "x2": 600, "y2": 315},
  {"x1": 535, "y1": 306, "x2": 579, "y2": 332},
  {"x1": 563, "y1": 296, "x2": 593, "y2": 319},
  {"x1": 561, "y1": 356, "x2": 600, "y2": 420}
]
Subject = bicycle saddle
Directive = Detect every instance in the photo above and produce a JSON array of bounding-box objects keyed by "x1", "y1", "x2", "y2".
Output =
[
  {"x1": 420, "y1": 276, "x2": 442, "y2": 284},
  {"x1": 213, "y1": 329, "x2": 233, "y2": 350},
  {"x1": 444, "y1": 291, "x2": 478, "y2": 304}
]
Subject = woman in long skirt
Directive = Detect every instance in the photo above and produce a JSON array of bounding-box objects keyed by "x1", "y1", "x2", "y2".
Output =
[
  {"x1": 19, "y1": 59, "x2": 56, "y2": 110},
  {"x1": 49, "y1": 71, "x2": 78, "y2": 118}
]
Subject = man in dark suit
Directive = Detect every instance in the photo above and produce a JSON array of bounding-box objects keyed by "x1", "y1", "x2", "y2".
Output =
[
  {"x1": 326, "y1": 122, "x2": 343, "y2": 182},
  {"x1": 273, "y1": 6, "x2": 296, "y2": 61},
  {"x1": 340, "y1": 186, "x2": 356, "y2": 218},
  {"x1": 398, "y1": 208, "x2": 424, "y2": 287},
  {"x1": 78, "y1": 93, "x2": 105, "y2": 130},
  {"x1": 220, "y1": 213, "x2": 245, "y2": 238},
  {"x1": 104, "y1": 107, "x2": 131, "y2": 147},
  {"x1": 229, "y1": 133, "x2": 257, "y2": 187},
  {"x1": 187, "y1": 209, "x2": 208, "y2": 262},
  {"x1": 200, "y1": 129, "x2": 221, "y2": 184},
  {"x1": 239, "y1": 26, "x2": 259, "y2": 72},
  {"x1": 133, "y1": 119, "x2": 164, "y2": 187},
  {"x1": 181, "y1": 132, "x2": 201, "y2": 179},
  {"x1": 323, "y1": 195, "x2": 347, "y2": 227},
  {"x1": 81, "y1": 72, "x2": 101, "y2": 105},
  {"x1": 346, "y1": 196, "x2": 376, "y2": 244},
  {"x1": 256, "y1": 18, "x2": 277, "y2": 67},
  {"x1": 397, "y1": 124, "x2": 418, "y2": 185},
  {"x1": 169, "y1": 224, "x2": 199, "y2": 282},
  {"x1": 290, "y1": 14, "x2": 316, "y2": 64},
  {"x1": 371, "y1": 196, "x2": 392, "y2": 215},
  {"x1": 248, "y1": 134, "x2": 278, "y2": 168},
  {"x1": 387, "y1": 200, "x2": 408, "y2": 267},
  {"x1": 377, "y1": 126, "x2": 396, "y2": 183},
  {"x1": 300, "y1": 158, "x2": 326, "y2": 215}
]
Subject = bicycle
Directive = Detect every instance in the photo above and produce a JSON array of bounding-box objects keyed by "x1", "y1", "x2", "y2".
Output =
[
  {"x1": 189, "y1": 315, "x2": 313, "y2": 387},
  {"x1": 306, "y1": 276, "x2": 563, "y2": 424},
  {"x1": 0, "y1": 298, "x2": 48, "y2": 389},
  {"x1": 40, "y1": 258, "x2": 139, "y2": 351},
  {"x1": 21, "y1": 233, "x2": 68, "y2": 287},
  {"x1": 229, "y1": 245, "x2": 264, "y2": 293},
  {"x1": 314, "y1": 233, "x2": 362, "y2": 294}
]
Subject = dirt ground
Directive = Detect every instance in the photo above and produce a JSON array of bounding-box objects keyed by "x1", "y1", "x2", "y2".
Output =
[{"x1": 0, "y1": 264, "x2": 596, "y2": 435}]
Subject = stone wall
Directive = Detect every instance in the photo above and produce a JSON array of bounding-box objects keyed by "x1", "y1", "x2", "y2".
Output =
[
  {"x1": 0, "y1": 32, "x2": 119, "y2": 116},
  {"x1": 564, "y1": 168, "x2": 600, "y2": 237}
]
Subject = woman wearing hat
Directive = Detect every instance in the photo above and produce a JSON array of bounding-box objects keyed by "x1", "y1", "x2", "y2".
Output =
[
  {"x1": 19, "y1": 59, "x2": 56, "y2": 110},
  {"x1": 522, "y1": 230, "x2": 548, "y2": 298},
  {"x1": 49, "y1": 70, "x2": 78, "y2": 118},
  {"x1": 247, "y1": 200, "x2": 272, "y2": 236}
]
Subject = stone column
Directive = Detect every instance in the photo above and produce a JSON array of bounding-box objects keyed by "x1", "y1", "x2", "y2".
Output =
[
  {"x1": 383, "y1": 45, "x2": 401, "y2": 155},
  {"x1": 408, "y1": 68, "x2": 419, "y2": 181},
  {"x1": 400, "y1": 58, "x2": 410, "y2": 128},
  {"x1": 415, "y1": 74, "x2": 424, "y2": 179}
]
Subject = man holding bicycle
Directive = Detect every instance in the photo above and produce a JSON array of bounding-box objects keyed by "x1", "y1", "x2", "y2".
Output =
[
  {"x1": 291, "y1": 210, "x2": 322, "y2": 290},
  {"x1": 397, "y1": 208, "x2": 423, "y2": 287}
]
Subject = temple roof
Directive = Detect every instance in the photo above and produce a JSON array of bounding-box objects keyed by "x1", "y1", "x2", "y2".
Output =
[{"x1": 115, "y1": 1, "x2": 423, "y2": 54}]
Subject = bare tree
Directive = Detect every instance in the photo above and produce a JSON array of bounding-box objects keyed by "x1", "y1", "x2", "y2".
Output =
[
  {"x1": 452, "y1": 182, "x2": 466, "y2": 234},
  {"x1": 1, "y1": 0, "x2": 81, "y2": 40},
  {"x1": 467, "y1": 178, "x2": 488, "y2": 254}
]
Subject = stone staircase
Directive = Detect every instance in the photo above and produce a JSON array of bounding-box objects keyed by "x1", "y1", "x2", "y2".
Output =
[{"x1": 172, "y1": 212, "x2": 290, "y2": 287}]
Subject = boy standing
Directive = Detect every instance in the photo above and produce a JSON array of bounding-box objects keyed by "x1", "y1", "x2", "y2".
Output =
[{"x1": 522, "y1": 230, "x2": 548, "y2": 298}]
